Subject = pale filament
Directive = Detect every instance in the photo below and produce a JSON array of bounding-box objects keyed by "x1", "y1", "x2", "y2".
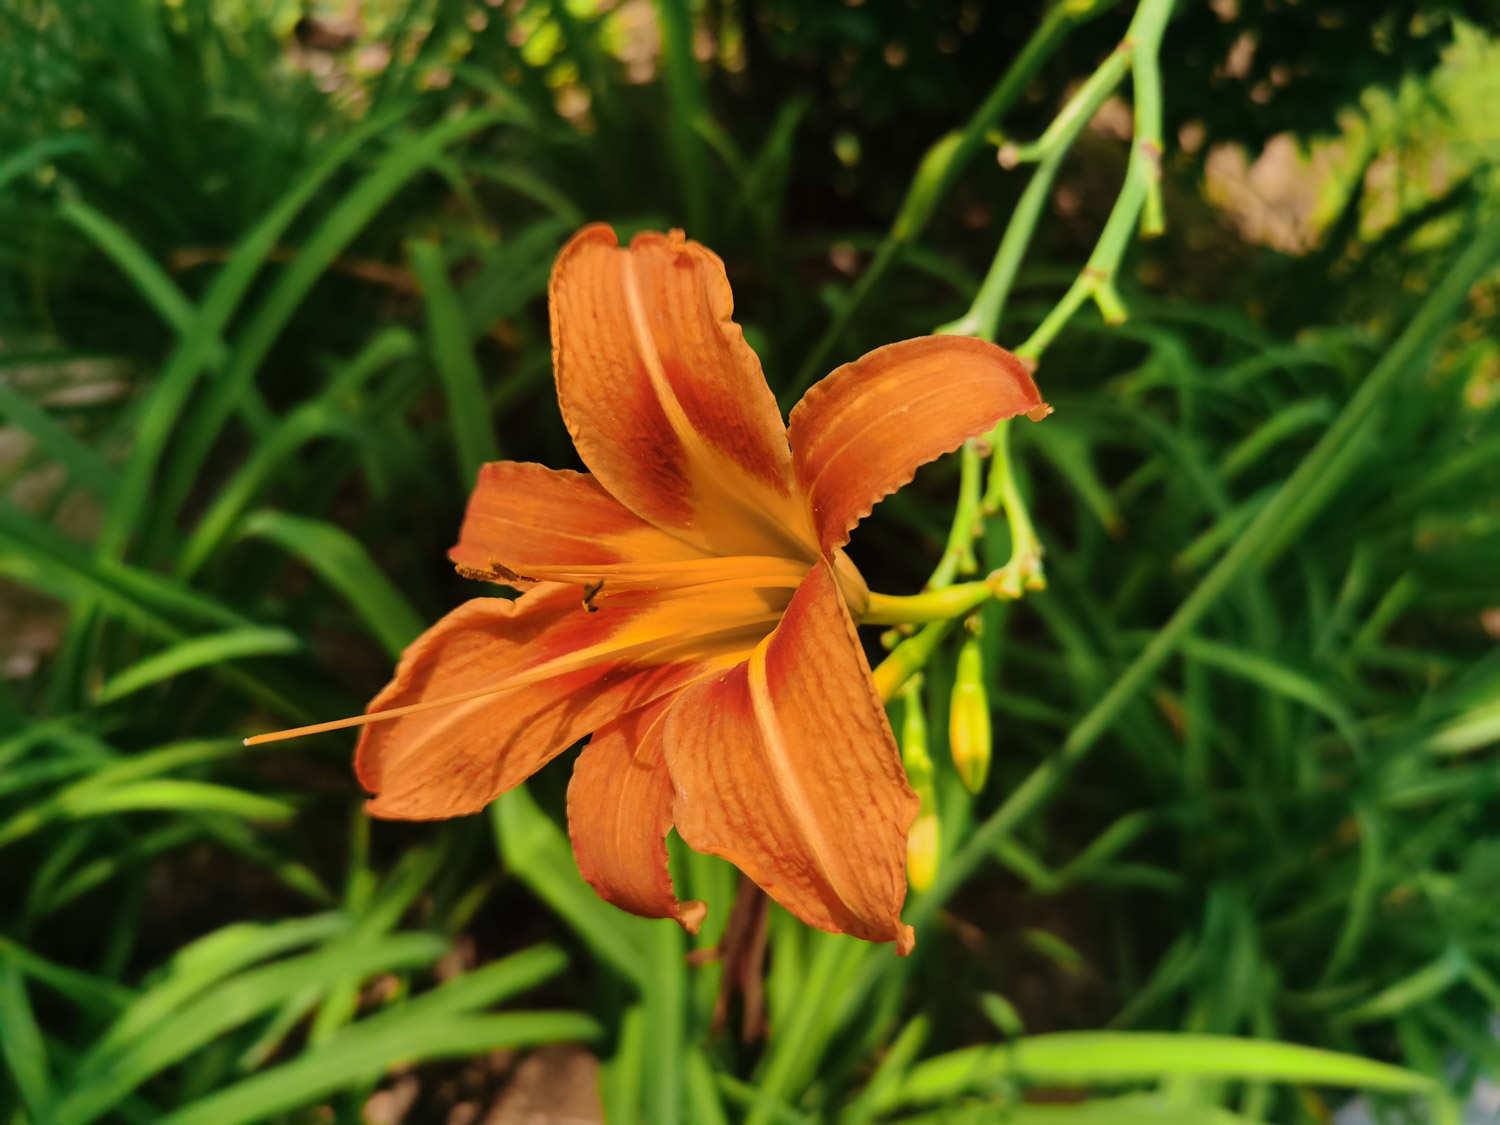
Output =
[{"x1": 244, "y1": 611, "x2": 780, "y2": 747}]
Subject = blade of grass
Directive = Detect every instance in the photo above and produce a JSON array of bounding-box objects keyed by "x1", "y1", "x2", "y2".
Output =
[
  {"x1": 58, "y1": 779, "x2": 293, "y2": 825},
  {"x1": 0, "y1": 955, "x2": 55, "y2": 1118},
  {"x1": 1335, "y1": 949, "x2": 1468, "y2": 1027},
  {"x1": 1178, "y1": 636, "x2": 1363, "y2": 752},
  {"x1": 93, "y1": 626, "x2": 302, "y2": 704},
  {"x1": 156, "y1": 108, "x2": 506, "y2": 542},
  {"x1": 876, "y1": 1032, "x2": 1432, "y2": 1115},
  {"x1": 0, "y1": 503, "x2": 245, "y2": 632},
  {"x1": 603, "y1": 1003, "x2": 649, "y2": 1125},
  {"x1": 655, "y1": 0, "x2": 710, "y2": 234},
  {"x1": 645, "y1": 917, "x2": 687, "y2": 1125},
  {"x1": 194, "y1": 815, "x2": 334, "y2": 906},
  {"x1": 840, "y1": 1014, "x2": 930, "y2": 1125},
  {"x1": 0, "y1": 134, "x2": 95, "y2": 190},
  {"x1": 159, "y1": 1011, "x2": 599, "y2": 1125},
  {"x1": 685, "y1": 1047, "x2": 731, "y2": 1125},
  {"x1": 491, "y1": 786, "x2": 650, "y2": 988},
  {"x1": 1319, "y1": 804, "x2": 1383, "y2": 983},
  {"x1": 748, "y1": 933, "x2": 868, "y2": 1125},
  {"x1": 307, "y1": 846, "x2": 446, "y2": 1045},
  {"x1": 467, "y1": 159, "x2": 585, "y2": 225},
  {"x1": 457, "y1": 218, "x2": 569, "y2": 338},
  {"x1": 1424, "y1": 698, "x2": 1500, "y2": 756},
  {"x1": 26, "y1": 822, "x2": 200, "y2": 921},
  {"x1": 393, "y1": 944, "x2": 570, "y2": 1020},
  {"x1": 238, "y1": 508, "x2": 424, "y2": 657},
  {"x1": 60, "y1": 197, "x2": 220, "y2": 351},
  {"x1": 54, "y1": 932, "x2": 449, "y2": 1125},
  {"x1": 0, "y1": 937, "x2": 133, "y2": 1017},
  {"x1": 97, "y1": 104, "x2": 411, "y2": 559},
  {"x1": 941, "y1": 1096, "x2": 1249, "y2": 1124},
  {"x1": 409, "y1": 238, "x2": 501, "y2": 486},
  {"x1": 0, "y1": 778, "x2": 294, "y2": 849},
  {"x1": 1, "y1": 518, "x2": 310, "y2": 714},
  {"x1": 176, "y1": 325, "x2": 417, "y2": 577},
  {"x1": 93, "y1": 914, "x2": 350, "y2": 1058},
  {"x1": 0, "y1": 379, "x2": 116, "y2": 498}
]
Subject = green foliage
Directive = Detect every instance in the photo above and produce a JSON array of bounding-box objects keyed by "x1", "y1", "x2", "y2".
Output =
[{"x1": 2, "y1": 0, "x2": 1499, "y2": 1121}]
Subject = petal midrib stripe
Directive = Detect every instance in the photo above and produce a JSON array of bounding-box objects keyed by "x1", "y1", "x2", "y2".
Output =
[
  {"x1": 744, "y1": 635, "x2": 860, "y2": 922},
  {"x1": 619, "y1": 255, "x2": 817, "y2": 561},
  {"x1": 799, "y1": 369, "x2": 1006, "y2": 501}
]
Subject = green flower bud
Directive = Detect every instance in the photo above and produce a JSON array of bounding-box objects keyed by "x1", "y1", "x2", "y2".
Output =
[
  {"x1": 907, "y1": 808, "x2": 940, "y2": 894},
  {"x1": 892, "y1": 131, "x2": 962, "y2": 242},
  {"x1": 900, "y1": 679, "x2": 940, "y2": 892},
  {"x1": 949, "y1": 635, "x2": 992, "y2": 793}
]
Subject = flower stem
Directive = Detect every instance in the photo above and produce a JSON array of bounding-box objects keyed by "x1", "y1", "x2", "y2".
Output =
[
  {"x1": 783, "y1": 0, "x2": 1119, "y2": 401},
  {"x1": 983, "y1": 420, "x2": 1047, "y2": 598},
  {"x1": 878, "y1": 0, "x2": 1175, "y2": 697},
  {"x1": 1014, "y1": 0, "x2": 1174, "y2": 361},
  {"x1": 915, "y1": 214, "x2": 1500, "y2": 932},
  {"x1": 939, "y1": 40, "x2": 1132, "y2": 343},
  {"x1": 871, "y1": 620, "x2": 956, "y2": 702},
  {"x1": 925, "y1": 441, "x2": 983, "y2": 589},
  {"x1": 863, "y1": 581, "x2": 993, "y2": 627}
]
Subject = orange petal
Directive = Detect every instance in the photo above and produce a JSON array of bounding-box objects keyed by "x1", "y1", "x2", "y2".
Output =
[
  {"x1": 356, "y1": 583, "x2": 774, "y2": 820},
  {"x1": 549, "y1": 224, "x2": 817, "y2": 559},
  {"x1": 788, "y1": 336, "x2": 1049, "y2": 552},
  {"x1": 664, "y1": 560, "x2": 918, "y2": 952},
  {"x1": 449, "y1": 461, "x2": 707, "y2": 584},
  {"x1": 568, "y1": 698, "x2": 707, "y2": 932}
]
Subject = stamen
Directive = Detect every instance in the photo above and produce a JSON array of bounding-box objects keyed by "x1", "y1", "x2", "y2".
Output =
[
  {"x1": 519, "y1": 555, "x2": 810, "y2": 593},
  {"x1": 243, "y1": 611, "x2": 782, "y2": 747},
  {"x1": 243, "y1": 682, "x2": 513, "y2": 746},
  {"x1": 536, "y1": 570, "x2": 806, "y2": 594}
]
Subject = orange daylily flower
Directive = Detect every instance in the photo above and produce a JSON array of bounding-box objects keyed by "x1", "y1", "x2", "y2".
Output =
[{"x1": 252, "y1": 225, "x2": 1048, "y2": 952}]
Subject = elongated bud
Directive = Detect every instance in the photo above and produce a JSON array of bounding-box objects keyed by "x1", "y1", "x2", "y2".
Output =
[
  {"x1": 899, "y1": 679, "x2": 940, "y2": 892},
  {"x1": 906, "y1": 810, "x2": 940, "y2": 893},
  {"x1": 949, "y1": 633, "x2": 992, "y2": 793},
  {"x1": 892, "y1": 131, "x2": 962, "y2": 242}
]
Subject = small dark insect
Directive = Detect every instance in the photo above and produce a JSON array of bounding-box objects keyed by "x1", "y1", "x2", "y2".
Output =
[{"x1": 582, "y1": 580, "x2": 605, "y2": 612}]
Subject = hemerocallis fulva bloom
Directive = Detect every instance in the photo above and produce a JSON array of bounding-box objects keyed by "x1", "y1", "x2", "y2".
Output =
[{"x1": 249, "y1": 225, "x2": 1048, "y2": 953}]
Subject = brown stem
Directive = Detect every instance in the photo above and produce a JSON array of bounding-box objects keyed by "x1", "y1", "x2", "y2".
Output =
[{"x1": 685, "y1": 877, "x2": 771, "y2": 1041}]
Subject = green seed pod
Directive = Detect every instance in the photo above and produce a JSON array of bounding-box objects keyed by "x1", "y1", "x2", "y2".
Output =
[
  {"x1": 899, "y1": 679, "x2": 940, "y2": 892},
  {"x1": 949, "y1": 634, "x2": 992, "y2": 793}
]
